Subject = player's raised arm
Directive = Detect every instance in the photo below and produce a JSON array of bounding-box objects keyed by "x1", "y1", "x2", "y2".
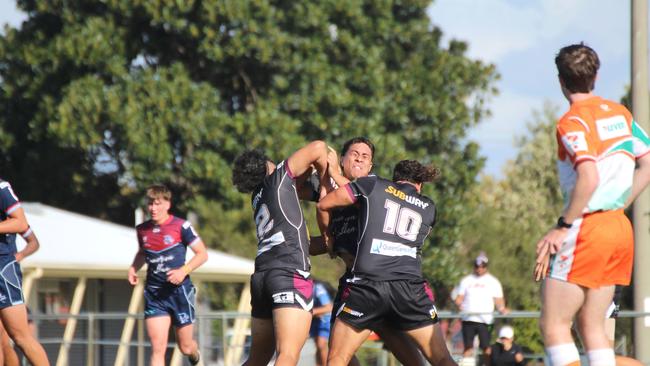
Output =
[
  {"x1": 287, "y1": 140, "x2": 329, "y2": 180},
  {"x1": 317, "y1": 185, "x2": 356, "y2": 211}
]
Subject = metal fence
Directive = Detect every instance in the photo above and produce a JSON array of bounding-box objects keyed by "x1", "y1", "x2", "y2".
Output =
[{"x1": 23, "y1": 310, "x2": 650, "y2": 365}]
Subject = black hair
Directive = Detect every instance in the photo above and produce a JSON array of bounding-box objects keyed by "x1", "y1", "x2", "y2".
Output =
[
  {"x1": 341, "y1": 136, "x2": 375, "y2": 161},
  {"x1": 232, "y1": 149, "x2": 269, "y2": 193},
  {"x1": 392, "y1": 160, "x2": 440, "y2": 184}
]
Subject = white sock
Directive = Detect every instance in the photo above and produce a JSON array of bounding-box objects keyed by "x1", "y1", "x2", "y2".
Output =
[
  {"x1": 587, "y1": 348, "x2": 615, "y2": 366},
  {"x1": 546, "y1": 343, "x2": 580, "y2": 366}
]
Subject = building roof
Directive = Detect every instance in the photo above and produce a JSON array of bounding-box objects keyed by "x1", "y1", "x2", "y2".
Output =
[{"x1": 18, "y1": 203, "x2": 254, "y2": 282}]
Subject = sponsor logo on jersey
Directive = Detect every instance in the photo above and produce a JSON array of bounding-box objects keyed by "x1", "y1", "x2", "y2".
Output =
[
  {"x1": 370, "y1": 239, "x2": 417, "y2": 258},
  {"x1": 384, "y1": 186, "x2": 429, "y2": 209},
  {"x1": 164, "y1": 235, "x2": 174, "y2": 244},
  {"x1": 272, "y1": 291, "x2": 295, "y2": 304},
  {"x1": 561, "y1": 132, "x2": 588, "y2": 155},
  {"x1": 252, "y1": 188, "x2": 263, "y2": 210},
  {"x1": 341, "y1": 306, "x2": 364, "y2": 317},
  {"x1": 153, "y1": 227, "x2": 161, "y2": 233},
  {"x1": 596, "y1": 115, "x2": 629, "y2": 140},
  {"x1": 429, "y1": 305, "x2": 438, "y2": 320}
]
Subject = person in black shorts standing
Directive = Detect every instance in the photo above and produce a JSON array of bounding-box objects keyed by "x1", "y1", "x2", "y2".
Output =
[
  {"x1": 311, "y1": 137, "x2": 424, "y2": 365},
  {"x1": 318, "y1": 160, "x2": 456, "y2": 366},
  {"x1": 232, "y1": 140, "x2": 330, "y2": 366}
]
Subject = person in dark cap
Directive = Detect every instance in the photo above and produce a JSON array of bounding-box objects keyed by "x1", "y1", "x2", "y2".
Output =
[{"x1": 454, "y1": 252, "x2": 509, "y2": 365}]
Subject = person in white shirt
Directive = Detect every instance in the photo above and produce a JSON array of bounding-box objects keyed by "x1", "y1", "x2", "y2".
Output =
[{"x1": 454, "y1": 253, "x2": 508, "y2": 363}]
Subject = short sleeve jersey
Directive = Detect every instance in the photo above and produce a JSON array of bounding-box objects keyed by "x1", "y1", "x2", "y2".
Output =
[
  {"x1": 457, "y1": 273, "x2": 504, "y2": 324},
  {"x1": 345, "y1": 175, "x2": 436, "y2": 281},
  {"x1": 313, "y1": 282, "x2": 332, "y2": 325},
  {"x1": 251, "y1": 160, "x2": 310, "y2": 272},
  {"x1": 0, "y1": 180, "x2": 22, "y2": 257},
  {"x1": 136, "y1": 216, "x2": 200, "y2": 288},
  {"x1": 556, "y1": 96, "x2": 650, "y2": 212}
]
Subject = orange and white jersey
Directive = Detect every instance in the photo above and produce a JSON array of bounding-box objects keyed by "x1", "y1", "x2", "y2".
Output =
[{"x1": 557, "y1": 96, "x2": 650, "y2": 213}]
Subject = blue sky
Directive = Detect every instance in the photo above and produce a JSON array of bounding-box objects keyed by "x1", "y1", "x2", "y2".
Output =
[
  {"x1": 0, "y1": 1, "x2": 636, "y2": 176},
  {"x1": 428, "y1": 0, "x2": 632, "y2": 176}
]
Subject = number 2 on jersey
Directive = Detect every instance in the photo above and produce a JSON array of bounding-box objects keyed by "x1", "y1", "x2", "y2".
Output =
[
  {"x1": 383, "y1": 199, "x2": 422, "y2": 241},
  {"x1": 255, "y1": 204, "x2": 274, "y2": 240}
]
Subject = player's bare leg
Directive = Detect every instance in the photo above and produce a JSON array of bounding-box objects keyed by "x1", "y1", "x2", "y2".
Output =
[
  {"x1": 0, "y1": 305, "x2": 48, "y2": 366},
  {"x1": 405, "y1": 323, "x2": 457, "y2": 366},
  {"x1": 540, "y1": 279, "x2": 585, "y2": 366},
  {"x1": 376, "y1": 324, "x2": 424, "y2": 366},
  {"x1": 0, "y1": 321, "x2": 19, "y2": 366},
  {"x1": 273, "y1": 307, "x2": 311, "y2": 366},
  {"x1": 327, "y1": 319, "x2": 372, "y2": 366},
  {"x1": 242, "y1": 317, "x2": 275, "y2": 366},
  {"x1": 145, "y1": 316, "x2": 171, "y2": 366},
  {"x1": 314, "y1": 335, "x2": 328, "y2": 366},
  {"x1": 175, "y1": 323, "x2": 200, "y2": 364},
  {"x1": 575, "y1": 285, "x2": 615, "y2": 350}
]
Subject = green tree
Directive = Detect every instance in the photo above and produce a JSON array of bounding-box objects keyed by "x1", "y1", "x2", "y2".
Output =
[
  {"x1": 460, "y1": 103, "x2": 562, "y2": 353},
  {"x1": 0, "y1": 0, "x2": 497, "y2": 293}
]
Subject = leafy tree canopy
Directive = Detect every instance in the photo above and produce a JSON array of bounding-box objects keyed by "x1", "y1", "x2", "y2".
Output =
[{"x1": 0, "y1": 0, "x2": 497, "y2": 292}]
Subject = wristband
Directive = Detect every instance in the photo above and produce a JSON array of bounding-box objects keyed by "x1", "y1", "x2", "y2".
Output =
[
  {"x1": 182, "y1": 265, "x2": 192, "y2": 275},
  {"x1": 556, "y1": 216, "x2": 572, "y2": 229}
]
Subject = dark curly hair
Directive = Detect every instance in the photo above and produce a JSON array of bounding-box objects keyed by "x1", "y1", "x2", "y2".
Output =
[
  {"x1": 232, "y1": 149, "x2": 269, "y2": 193},
  {"x1": 392, "y1": 160, "x2": 440, "y2": 184}
]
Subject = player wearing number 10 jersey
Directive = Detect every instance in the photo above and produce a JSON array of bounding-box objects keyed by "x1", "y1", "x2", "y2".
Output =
[
  {"x1": 318, "y1": 160, "x2": 457, "y2": 366},
  {"x1": 232, "y1": 140, "x2": 330, "y2": 366}
]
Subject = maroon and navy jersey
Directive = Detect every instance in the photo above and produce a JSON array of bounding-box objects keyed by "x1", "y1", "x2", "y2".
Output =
[
  {"x1": 0, "y1": 180, "x2": 22, "y2": 257},
  {"x1": 136, "y1": 216, "x2": 201, "y2": 288},
  {"x1": 346, "y1": 176, "x2": 436, "y2": 281},
  {"x1": 251, "y1": 160, "x2": 310, "y2": 272}
]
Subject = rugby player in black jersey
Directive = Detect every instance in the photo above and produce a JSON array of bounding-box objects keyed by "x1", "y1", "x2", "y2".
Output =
[
  {"x1": 232, "y1": 140, "x2": 330, "y2": 366},
  {"x1": 318, "y1": 160, "x2": 456, "y2": 366},
  {"x1": 312, "y1": 137, "x2": 424, "y2": 366}
]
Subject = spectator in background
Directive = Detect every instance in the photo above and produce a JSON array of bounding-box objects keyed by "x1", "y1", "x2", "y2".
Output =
[
  {"x1": 454, "y1": 253, "x2": 508, "y2": 364},
  {"x1": 488, "y1": 326, "x2": 525, "y2": 366},
  {"x1": 310, "y1": 279, "x2": 333, "y2": 366}
]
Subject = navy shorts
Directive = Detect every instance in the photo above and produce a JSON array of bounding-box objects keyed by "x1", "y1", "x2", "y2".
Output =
[
  {"x1": 0, "y1": 258, "x2": 24, "y2": 309},
  {"x1": 336, "y1": 278, "x2": 439, "y2": 331},
  {"x1": 250, "y1": 268, "x2": 314, "y2": 319},
  {"x1": 144, "y1": 281, "x2": 196, "y2": 327}
]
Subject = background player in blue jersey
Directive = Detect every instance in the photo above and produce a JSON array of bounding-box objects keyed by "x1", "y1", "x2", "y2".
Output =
[
  {"x1": 310, "y1": 279, "x2": 333, "y2": 366},
  {"x1": 0, "y1": 179, "x2": 49, "y2": 366},
  {"x1": 232, "y1": 140, "x2": 330, "y2": 366},
  {"x1": 128, "y1": 185, "x2": 207, "y2": 366},
  {"x1": 0, "y1": 227, "x2": 41, "y2": 366},
  {"x1": 311, "y1": 137, "x2": 425, "y2": 366},
  {"x1": 318, "y1": 160, "x2": 456, "y2": 366}
]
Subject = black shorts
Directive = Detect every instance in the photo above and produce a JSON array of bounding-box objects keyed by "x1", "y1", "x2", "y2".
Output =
[
  {"x1": 461, "y1": 321, "x2": 491, "y2": 350},
  {"x1": 250, "y1": 267, "x2": 314, "y2": 319},
  {"x1": 336, "y1": 278, "x2": 439, "y2": 331},
  {"x1": 330, "y1": 270, "x2": 352, "y2": 326}
]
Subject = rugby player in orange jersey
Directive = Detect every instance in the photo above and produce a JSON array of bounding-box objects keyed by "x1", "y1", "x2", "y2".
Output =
[{"x1": 535, "y1": 43, "x2": 650, "y2": 366}]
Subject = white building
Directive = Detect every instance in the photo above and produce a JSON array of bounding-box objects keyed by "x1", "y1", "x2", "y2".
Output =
[{"x1": 18, "y1": 202, "x2": 254, "y2": 366}]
